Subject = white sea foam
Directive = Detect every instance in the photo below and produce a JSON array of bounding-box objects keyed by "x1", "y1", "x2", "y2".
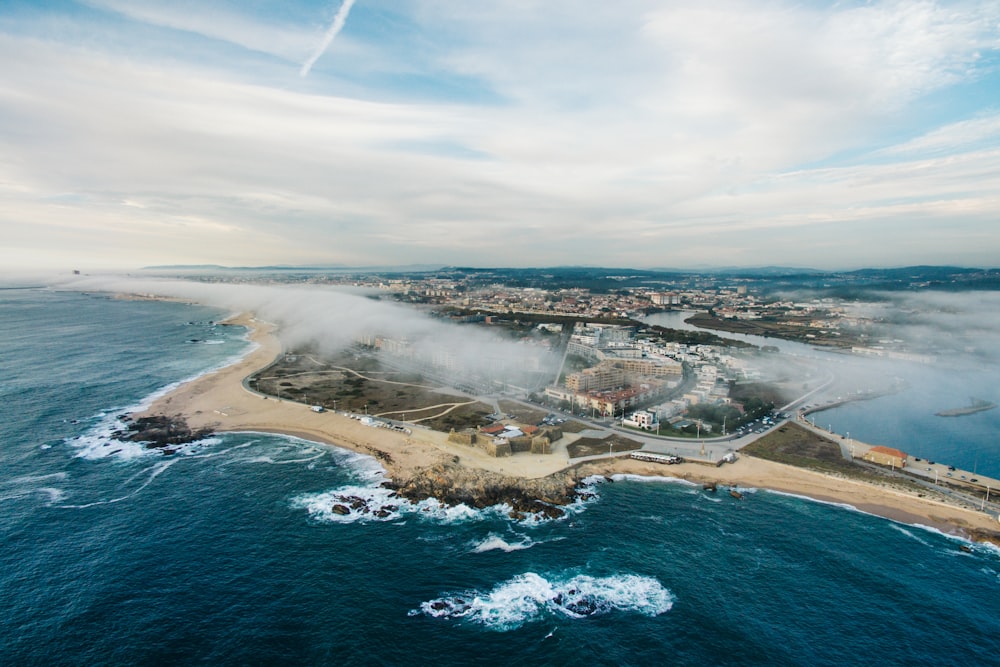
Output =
[
  {"x1": 65, "y1": 328, "x2": 256, "y2": 462},
  {"x1": 295, "y1": 472, "x2": 597, "y2": 526},
  {"x1": 58, "y1": 459, "x2": 178, "y2": 509},
  {"x1": 580, "y1": 474, "x2": 611, "y2": 486},
  {"x1": 471, "y1": 533, "x2": 536, "y2": 553},
  {"x1": 889, "y1": 523, "x2": 933, "y2": 547},
  {"x1": 291, "y1": 477, "x2": 513, "y2": 525},
  {"x1": 764, "y1": 489, "x2": 861, "y2": 514},
  {"x1": 610, "y1": 473, "x2": 701, "y2": 488},
  {"x1": 9, "y1": 472, "x2": 68, "y2": 484},
  {"x1": 69, "y1": 416, "x2": 157, "y2": 461},
  {"x1": 293, "y1": 449, "x2": 597, "y2": 526},
  {"x1": 410, "y1": 571, "x2": 674, "y2": 630},
  {"x1": 0, "y1": 487, "x2": 66, "y2": 506},
  {"x1": 0, "y1": 474, "x2": 67, "y2": 505}
]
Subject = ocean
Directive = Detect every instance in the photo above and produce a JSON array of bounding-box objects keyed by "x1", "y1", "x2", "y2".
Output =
[{"x1": 2, "y1": 288, "x2": 999, "y2": 666}]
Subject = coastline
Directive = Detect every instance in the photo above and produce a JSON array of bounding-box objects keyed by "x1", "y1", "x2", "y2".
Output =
[{"x1": 134, "y1": 312, "x2": 1000, "y2": 541}]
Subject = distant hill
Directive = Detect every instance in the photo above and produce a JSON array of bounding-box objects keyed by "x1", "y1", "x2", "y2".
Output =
[
  {"x1": 137, "y1": 263, "x2": 999, "y2": 292},
  {"x1": 141, "y1": 264, "x2": 444, "y2": 273}
]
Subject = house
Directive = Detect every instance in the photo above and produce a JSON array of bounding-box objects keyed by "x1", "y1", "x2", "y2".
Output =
[
  {"x1": 479, "y1": 424, "x2": 507, "y2": 436},
  {"x1": 622, "y1": 409, "x2": 658, "y2": 430}
]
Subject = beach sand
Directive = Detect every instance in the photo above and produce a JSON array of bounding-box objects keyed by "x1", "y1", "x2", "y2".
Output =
[{"x1": 136, "y1": 313, "x2": 1000, "y2": 538}]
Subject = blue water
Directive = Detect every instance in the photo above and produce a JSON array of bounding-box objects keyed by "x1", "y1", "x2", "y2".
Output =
[{"x1": 3, "y1": 289, "x2": 1000, "y2": 665}]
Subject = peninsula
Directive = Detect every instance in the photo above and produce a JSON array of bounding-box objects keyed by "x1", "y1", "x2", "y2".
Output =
[{"x1": 131, "y1": 313, "x2": 1000, "y2": 544}]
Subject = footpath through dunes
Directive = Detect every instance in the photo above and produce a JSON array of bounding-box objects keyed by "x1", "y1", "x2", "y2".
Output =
[{"x1": 131, "y1": 312, "x2": 1000, "y2": 538}]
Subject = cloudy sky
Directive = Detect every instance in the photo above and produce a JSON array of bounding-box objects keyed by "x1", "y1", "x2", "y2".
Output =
[{"x1": 2, "y1": 0, "x2": 999, "y2": 272}]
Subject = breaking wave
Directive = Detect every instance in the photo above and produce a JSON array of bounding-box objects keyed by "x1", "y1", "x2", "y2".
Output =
[
  {"x1": 291, "y1": 477, "x2": 512, "y2": 525},
  {"x1": 293, "y1": 464, "x2": 597, "y2": 526},
  {"x1": 410, "y1": 571, "x2": 674, "y2": 630},
  {"x1": 292, "y1": 449, "x2": 604, "y2": 526},
  {"x1": 65, "y1": 330, "x2": 255, "y2": 462},
  {"x1": 471, "y1": 533, "x2": 538, "y2": 553}
]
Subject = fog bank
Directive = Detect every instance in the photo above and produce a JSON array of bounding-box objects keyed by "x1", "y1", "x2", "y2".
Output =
[{"x1": 60, "y1": 276, "x2": 559, "y2": 391}]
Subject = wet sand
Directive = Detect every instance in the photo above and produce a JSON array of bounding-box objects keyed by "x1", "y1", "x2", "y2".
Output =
[{"x1": 136, "y1": 313, "x2": 1000, "y2": 539}]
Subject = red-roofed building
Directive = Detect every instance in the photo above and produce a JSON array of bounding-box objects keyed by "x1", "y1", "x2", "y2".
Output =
[
  {"x1": 480, "y1": 424, "x2": 506, "y2": 436},
  {"x1": 863, "y1": 446, "x2": 907, "y2": 468}
]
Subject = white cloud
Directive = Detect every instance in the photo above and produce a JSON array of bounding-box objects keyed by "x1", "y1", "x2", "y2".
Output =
[
  {"x1": 1, "y1": 0, "x2": 999, "y2": 270},
  {"x1": 80, "y1": 0, "x2": 316, "y2": 62}
]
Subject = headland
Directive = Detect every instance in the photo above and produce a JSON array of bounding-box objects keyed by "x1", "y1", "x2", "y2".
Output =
[{"x1": 130, "y1": 312, "x2": 1000, "y2": 543}]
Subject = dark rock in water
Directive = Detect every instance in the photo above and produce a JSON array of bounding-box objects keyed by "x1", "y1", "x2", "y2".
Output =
[
  {"x1": 967, "y1": 528, "x2": 1000, "y2": 548},
  {"x1": 331, "y1": 504, "x2": 350, "y2": 516},
  {"x1": 374, "y1": 509, "x2": 390, "y2": 518},
  {"x1": 566, "y1": 599, "x2": 597, "y2": 616},
  {"x1": 122, "y1": 415, "x2": 213, "y2": 450},
  {"x1": 431, "y1": 601, "x2": 449, "y2": 611},
  {"x1": 536, "y1": 504, "x2": 565, "y2": 520}
]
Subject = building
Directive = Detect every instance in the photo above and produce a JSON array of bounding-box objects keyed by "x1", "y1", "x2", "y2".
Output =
[
  {"x1": 565, "y1": 363, "x2": 626, "y2": 392},
  {"x1": 650, "y1": 292, "x2": 679, "y2": 306},
  {"x1": 622, "y1": 409, "x2": 658, "y2": 430},
  {"x1": 617, "y1": 358, "x2": 683, "y2": 378},
  {"x1": 863, "y1": 446, "x2": 907, "y2": 468}
]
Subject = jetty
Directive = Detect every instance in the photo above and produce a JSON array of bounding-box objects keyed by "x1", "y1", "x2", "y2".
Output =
[{"x1": 936, "y1": 399, "x2": 996, "y2": 417}]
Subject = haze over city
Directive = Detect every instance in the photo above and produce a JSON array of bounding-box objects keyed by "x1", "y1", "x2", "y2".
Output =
[{"x1": 2, "y1": 0, "x2": 999, "y2": 272}]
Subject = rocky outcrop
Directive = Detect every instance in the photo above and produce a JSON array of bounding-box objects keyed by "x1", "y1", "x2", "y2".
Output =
[
  {"x1": 114, "y1": 415, "x2": 213, "y2": 450},
  {"x1": 384, "y1": 462, "x2": 583, "y2": 519},
  {"x1": 968, "y1": 527, "x2": 1000, "y2": 548}
]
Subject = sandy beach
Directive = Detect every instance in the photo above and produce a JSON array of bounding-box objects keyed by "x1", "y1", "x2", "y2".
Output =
[{"x1": 136, "y1": 312, "x2": 1000, "y2": 539}]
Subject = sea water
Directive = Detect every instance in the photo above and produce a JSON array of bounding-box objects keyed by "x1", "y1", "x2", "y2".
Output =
[{"x1": 2, "y1": 289, "x2": 999, "y2": 666}]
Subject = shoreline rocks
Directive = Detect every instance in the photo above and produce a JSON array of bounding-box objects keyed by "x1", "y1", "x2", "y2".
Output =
[
  {"x1": 114, "y1": 414, "x2": 214, "y2": 450},
  {"x1": 383, "y1": 462, "x2": 582, "y2": 520}
]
